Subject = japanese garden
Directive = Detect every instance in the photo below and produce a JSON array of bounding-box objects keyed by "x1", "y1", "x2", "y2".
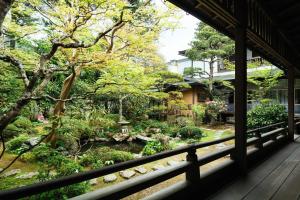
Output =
[{"x1": 0, "y1": 0, "x2": 290, "y2": 199}]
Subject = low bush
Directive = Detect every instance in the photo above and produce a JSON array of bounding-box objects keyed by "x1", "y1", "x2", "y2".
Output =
[
  {"x1": 178, "y1": 126, "x2": 203, "y2": 139},
  {"x1": 33, "y1": 154, "x2": 89, "y2": 199},
  {"x1": 192, "y1": 104, "x2": 206, "y2": 123},
  {"x1": 134, "y1": 120, "x2": 170, "y2": 133},
  {"x1": 57, "y1": 117, "x2": 94, "y2": 139},
  {"x1": 247, "y1": 102, "x2": 287, "y2": 130},
  {"x1": 79, "y1": 147, "x2": 134, "y2": 168},
  {"x1": 96, "y1": 147, "x2": 134, "y2": 163},
  {"x1": 205, "y1": 100, "x2": 227, "y2": 122},
  {"x1": 142, "y1": 141, "x2": 166, "y2": 156},
  {"x1": 175, "y1": 117, "x2": 195, "y2": 127},
  {"x1": 6, "y1": 134, "x2": 30, "y2": 154},
  {"x1": 13, "y1": 116, "x2": 32, "y2": 130},
  {"x1": 3, "y1": 124, "x2": 20, "y2": 138}
]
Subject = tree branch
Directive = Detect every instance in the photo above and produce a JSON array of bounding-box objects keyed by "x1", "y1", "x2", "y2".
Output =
[{"x1": 0, "y1": 55, "x2": 29, "y2": 87}]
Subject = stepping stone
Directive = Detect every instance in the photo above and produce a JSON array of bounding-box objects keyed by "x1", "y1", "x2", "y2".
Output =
[
  {"x1": 0, "y1": 168, "x2": 3, "y2": 172},
  {"x1": 1, "y1": 169, "x2": 21, "y2": 177},
  {"x1": 103, "y1": 174, "x2": 117, "y2": 183},
  {"x1": 16, "y1": 172, "x2": 38, "y2": 179},
  {"x1": 152, "y1": 165, "x2": 165, "y2": 171},
  {"x1": 167, "y1": 160, "x2": 179, "y2": 166},
  {"x1": 120, "y1": 170, "x2": 135, "y2": 179},
  {"x1": 89, "y1": 178, "x2": 98, "y2": 185},
  {"x1": 134, "y1": 167, "x2": 147, "y2": 174}
]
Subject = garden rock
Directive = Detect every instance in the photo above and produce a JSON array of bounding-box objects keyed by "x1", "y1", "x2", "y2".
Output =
[
  {"x1": 120, "y1": 170, "x2": 135, "y2": 179},
  {"x1": 133, "y1": 153, "x2": 142, "y2": 159},
  {"x1": 28, "y1": 137, "x2": 40, "y2": 146},
  {"x1": 94, "y1": 137, "x2": 110, "y2": 142},
  {"x1": 1, "y1": 169, "x2": 21, "y2": 177},
  {"x1": 134, "y1": 167, "x2": 147, "y2": 174},
  {"x1": 167, "y1": 160, "x2": 179, "y2": 166},
  {"x1": 152, "y1": 165, "x2": 165, "y2": 171},
  {"x1": 89, "y1": 178, "x2": 98, "y2": 185},
  {"x1": 103, "y1": 174, "x2": 117, "y2": 183},
  {"x1": 16, "y1": 172, "x2": 38, "y2": 179},
  {"x1": 0, "y1": 168, "x2": 3, "y2": 172},
  {"x1": 112, "y1": 133, "x2": 130, "y2": 142},
  {"x1": 136, "y1": 135, "x2": 154, "y2": 143}
]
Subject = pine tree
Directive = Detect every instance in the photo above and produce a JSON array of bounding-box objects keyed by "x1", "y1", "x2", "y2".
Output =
[{"x1": 185, "y1": 22, "x2": 234, "y2": 95}]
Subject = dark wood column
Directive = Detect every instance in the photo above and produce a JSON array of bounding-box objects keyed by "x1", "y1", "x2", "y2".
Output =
[
  {"x1": 234, "y1": 0, "x2": 247, "y2": 174},
  {"x1": 288, "y1": 67, "x2": 295, "y2": 141}
]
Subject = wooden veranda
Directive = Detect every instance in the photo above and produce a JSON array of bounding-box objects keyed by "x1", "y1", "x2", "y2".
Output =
[{"x1": 1, "y1": 0, "x2": 300, "y2": 199}]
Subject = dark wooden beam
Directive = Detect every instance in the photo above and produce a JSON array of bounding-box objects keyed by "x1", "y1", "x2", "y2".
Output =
[
  {"x1": 277, "y1": 0, "x2": 300, "y2": 18},
  {"x1": 234, "y1": 0, "x2": 247, "y2": 175},
  {"x1": 288, "y1": 67, "x2": 295, "y2": 141}
]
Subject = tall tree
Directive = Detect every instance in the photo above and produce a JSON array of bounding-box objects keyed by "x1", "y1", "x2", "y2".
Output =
[
  {"x1": 96, "y1": 64, "x2": 157, "y2": 122},
  {"x1": 185, "y1": 22, "x2": 234, "y2": 95},
  {"x1": 0, "y1": 0, "x2": 179, "y2": 163}
]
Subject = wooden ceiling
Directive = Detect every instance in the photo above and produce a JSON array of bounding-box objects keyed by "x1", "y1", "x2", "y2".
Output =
[{"x1": 167, "y1": 0, "x2": 300, "y2": 73}]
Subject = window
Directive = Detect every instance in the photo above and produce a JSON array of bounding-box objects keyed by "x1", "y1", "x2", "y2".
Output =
[
  {"x1": 278, "y1": 89, "x2": 288, "y2": 104},
  {"x1": 295, "y1": 89, "x2": 300, "y2": 104}
]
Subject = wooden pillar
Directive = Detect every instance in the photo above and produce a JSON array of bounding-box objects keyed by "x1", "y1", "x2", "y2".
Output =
[
  {"x1": 234, "y1": 0, "x2": 247, "y2": 175},
  {"x1": 288, "y1": 67, "x2": 295, "y2": 141}
]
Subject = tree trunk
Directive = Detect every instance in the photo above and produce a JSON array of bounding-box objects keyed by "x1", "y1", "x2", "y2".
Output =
[
  {"x1": 209, "y1": 60, "x2": 214, "y2": 96},
  {"x1": 46, "y1": 66, "x2": 82, "y2": 146},
  {"x1": 119, "y1": 97, "x2": 123, "y2": 122},
  {"x1": 0, "y1": 0, "x2": 14, "y2": 34}
]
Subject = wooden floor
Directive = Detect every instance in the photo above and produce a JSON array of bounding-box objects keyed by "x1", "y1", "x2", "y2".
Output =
[{"x1": 210, "y1": 138, "x2": 300, "y2": 200}]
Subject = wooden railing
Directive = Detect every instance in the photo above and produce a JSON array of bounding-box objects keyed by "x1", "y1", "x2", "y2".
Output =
[{"x1": 0, "y1": 122, "x2": 293, "y2": 199}]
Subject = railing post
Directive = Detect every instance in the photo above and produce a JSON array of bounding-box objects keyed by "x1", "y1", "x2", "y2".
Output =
[
  {"x1": 255, "y1": 132, "x2": 263, "y2": 149},
  {"x1": 186, "y1": 147, "x2": 200, "y2": 190}
]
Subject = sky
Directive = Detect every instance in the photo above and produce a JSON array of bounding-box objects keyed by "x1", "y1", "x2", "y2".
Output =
[{"x1": 157, "y1": 10, "x2": 199, "y2": 62}]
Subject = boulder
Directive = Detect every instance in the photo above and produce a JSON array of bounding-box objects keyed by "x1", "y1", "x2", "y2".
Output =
[
  {"x1": 134, "y1": 167, "x2": 147, "y2": 174},
  {"x1": 28, "y1": 137, "x2": 40, "y2": 146},
  {"x1": 103, "y1": 174, "x2": 117, "y2": 183},
  {"x1": 152, "y1": 165, "x2": 165, "y2": 171},
  {"x1": 135, "y1": 135, "x2": 155, "y2": 143},
  {"x1": 119, "y1": 170, "x2": 135, "y2": 179},
  {"x1": 167, "y1": 160, "x2": 179, "y2": 166},
  {"x1": 89, "y1": 178, "x2": 98, "y2": 185},
  {"x1": 94, "y1": 137, "x2": 110, "y2": 142},
  {"x1": 1, "y1": 169, "x2": 21, "y2": 177},
  {"x1": 112, "y1": 133, "x2": 130, "y2": 142},
  {"x1": 16, "y1": 172, "x2": 38, "y2": 179}
]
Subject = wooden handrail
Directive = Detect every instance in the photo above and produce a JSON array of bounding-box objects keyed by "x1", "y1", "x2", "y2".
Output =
[{"x1": 0, "y1": 121, "x2": 291, "y2": 199}]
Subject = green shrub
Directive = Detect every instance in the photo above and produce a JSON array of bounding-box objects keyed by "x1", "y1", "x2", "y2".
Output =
[
  {"x1": 175, "y1": 117, "x2": 195, "y2": 127},
  {"x1": 6, "y1": 134, "x2": 30, "y2": 154},
  {"x1": 79, "y1": 147, "x2": 134, "y2": 168},
  {"x1": 142, "y1": 141, "x2": 167, "y2": 156},
  {"x1": 247, "y1": 102, "x2": 287, "y2": 130},
  {"x1": 57, "y1": 117, "x2": 93, "y2": 139},
  {"x1": 192, "y1": 104, "x2": 206, "y2": 123},
  {"x1": 3, "y1": 124, "x2": 20, "y2": 138},
  {"x1": 13, "y1": 116, "x2": 32, "y2": 129},
  {"x1": 33, "y1": 156, "x2": 89, "y2": 199},
  {"x1": 134, "y1": 120, "x2": 170, "y2": 133},
  {"x1": 178, "y1": 126, "x2": 203, "y2": 139},
  {"x1": 96, "y1": 147, "x2": 134, "y2": 163},
  {"x1": 205, "y1": 100, "x2": 227, "y2": 121}
]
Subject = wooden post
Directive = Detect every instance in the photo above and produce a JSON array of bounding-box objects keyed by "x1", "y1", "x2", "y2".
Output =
[
  {"x1": 234, "y1": 0, "x2": 247, "y2": 175},
  {"x1": 186, "y1": 148, "x2": 200, "y2": 192},
  {"x1": 288, "y1": 67, "x2": 295, "y2": 141}
]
